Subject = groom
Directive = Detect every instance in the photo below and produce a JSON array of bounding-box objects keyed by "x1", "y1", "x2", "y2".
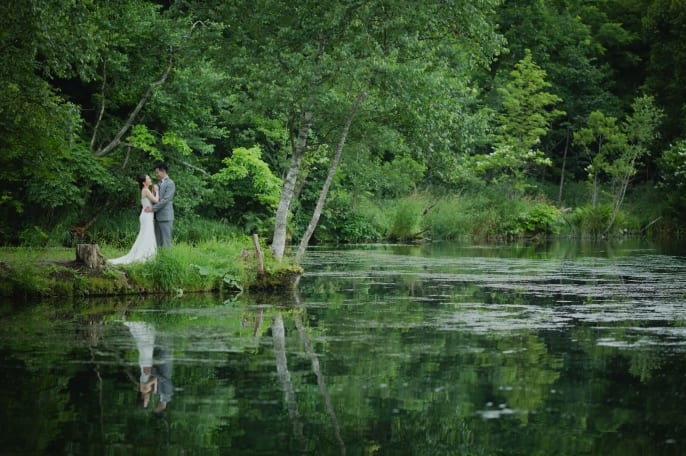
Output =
[{"x1": 145, "y1": 162, "x2": 175, "y2": 248}]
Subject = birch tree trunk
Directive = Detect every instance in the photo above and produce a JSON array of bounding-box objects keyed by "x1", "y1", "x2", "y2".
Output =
[
  {"x1": 558, "y1": 131, "x2": 569, "y2": 205},
  {"x1": 294, "y1": 93, "x2": 365, "y2": 264},
  {"x1": 271, "y1": 110, "x2": 312, "y2": 262}
]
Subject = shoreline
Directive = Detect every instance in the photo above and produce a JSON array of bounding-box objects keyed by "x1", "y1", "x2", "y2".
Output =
[{"x1": 0, "y1": 257, "x2": 303, "y2": 300}]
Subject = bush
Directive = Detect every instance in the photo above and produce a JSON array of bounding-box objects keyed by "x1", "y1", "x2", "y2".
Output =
[
  {"x1": 570, "y1": 204, "x2": 614, "y2": 237},
  {"x1": 19, "y1": 226, "x2": 50, "y2": 247},
  {"x1": 388, "y1": 196, "x2": 425, "y2": 241},
  {"x1": 509, "y1": 203, "x2": 562, "y2": 236},
  {"x1": 339, "y1": 213, "x2": 382, "y2": 243},
  {"x1": 346, "y1": 197, "x2": 391, "y2": 240},
  {"x1": 423, "y1": 196, "x2": 471, "y2": 240}
]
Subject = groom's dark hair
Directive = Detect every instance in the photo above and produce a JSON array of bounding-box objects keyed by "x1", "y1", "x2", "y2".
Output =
[{"x1": 154, "y1": 162, "x2": 168, "y2": 173}]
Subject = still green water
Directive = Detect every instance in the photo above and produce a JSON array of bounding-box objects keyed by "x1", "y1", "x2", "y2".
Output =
[{"x1": 2, "y1": 239, "x2": 686, "y2": 455}]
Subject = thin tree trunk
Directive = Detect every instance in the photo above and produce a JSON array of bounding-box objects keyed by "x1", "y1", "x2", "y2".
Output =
[
  {"x1": 640, "y1": 216, "x2": 662, "y2": 234},
  {"x1": 271, "y1": 111, "x2": 312, "y2": 262},
  {"x1": 94, "y1": 58, "x2": 173, "y2": 157},
  {"x1": 271, "y1": 34, "x2": 329, "y2": 262},
  {"x1": 294, "y1": 92, "x2": 365, "y2": 263},
  {"x1": 558, "y1": 130, "x2": 569, "y2": 205},
  {"x1": 294, "y1": 173, "x2": 308, "y2": 199},
  {"x1": 90, "y1": 60, "x2": 107, "y2": 150},
  {"x1": 604, "y1": 153, "x2": 637, "y2": 235},
  {"x1": 591, "y1": 137, "x2": 603, "y2": 208}
]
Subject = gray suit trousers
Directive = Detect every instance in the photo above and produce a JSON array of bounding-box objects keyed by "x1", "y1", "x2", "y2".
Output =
[{"x1": 155, "y1": 219, "x2": 173, "y2": 248}]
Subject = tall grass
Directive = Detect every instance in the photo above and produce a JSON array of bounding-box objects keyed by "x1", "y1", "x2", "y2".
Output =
[
  {"x1": 354, "y1": 198, "x2": 392, "y2": 239},
  {"x1": 380, "y1": 191, "x2": 564, "y2": 241},
  {"x1": 118, "y1": 238, "x2": 251, "y2": 292},
  {"x1": 422, "y1": 196, "x2": 472, "y2": 240},
  {"x1": 70, "y1": 211, "x2": 244, "y2": 249},
  {"x1": 388, "y1": 195, "x2": 426, "y2": 241}
]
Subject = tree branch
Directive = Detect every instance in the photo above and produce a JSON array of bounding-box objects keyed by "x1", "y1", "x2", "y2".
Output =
[
  {"x1": 94, "y1": 58, "x2": 174, "y2": 157},
  {"x1": 180, "y1": 160, "x2": 209, "y2": 175}
]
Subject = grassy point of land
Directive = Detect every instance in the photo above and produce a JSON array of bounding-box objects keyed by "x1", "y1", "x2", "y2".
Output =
[{"x1": 0, "y1": 240, "x2": 302, "y2": 299}]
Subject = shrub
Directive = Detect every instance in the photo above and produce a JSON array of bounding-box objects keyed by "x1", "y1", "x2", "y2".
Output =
[
  {"x1": 570, "y1": 204, "x2": 614, "y2": 237},
  {"x1": 512, "y1": 203, "x2": 562, "y2": 236},
  {"x1": 339, "y1": 213, "x2": 382, "y2": 243},
  {"x1": 388, "y1": 196, "x2": 425, "y2": 241},
  {"x1": 19, "y1": 226, "x2": 50, "y2": 247},
  {"x1": 423, "y1": 196, "x2": 471, "y2": 240}
]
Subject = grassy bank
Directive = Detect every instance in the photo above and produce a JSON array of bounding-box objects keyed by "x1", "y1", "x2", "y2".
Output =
[
  {"x1": 2, "y1": 183, "x2": 679, "y2": 300},
  {"x1": 0, "y1": 238, "x2": 302, "y2": 299},
  {"x1": 298, "y1": 182, "x2": 678, "y2": 245}
]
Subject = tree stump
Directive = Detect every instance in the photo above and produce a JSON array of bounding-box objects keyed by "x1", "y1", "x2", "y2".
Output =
[{"x1": 76, "y1": 243, "x2": 106, "y2": 269}]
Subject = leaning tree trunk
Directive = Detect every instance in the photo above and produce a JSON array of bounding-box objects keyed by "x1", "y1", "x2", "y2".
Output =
[
  {"x1": 558, "y1": 131, "x2": 569, "y2": 205},
  {"x1": 295, "y1": 92, "x2": 365, "y2": 264},
  {"x1": 271, "y1": 111, "x2": 312, "y2": 262},
  {"x1": 76, "y1": 244, "x2": 106, "y2": 269},
  {"x1": 94, "y1": 58, "x2": 173, "y2": 157}
]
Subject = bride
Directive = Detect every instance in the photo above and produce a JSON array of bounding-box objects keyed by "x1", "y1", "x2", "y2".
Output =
[{"x1": 109, "y1": 175, "x2": 159, "y2": 265}]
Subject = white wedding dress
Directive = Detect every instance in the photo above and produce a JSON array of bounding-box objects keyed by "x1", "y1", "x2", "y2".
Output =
[{"x1": 109, "y1": 198, "x2": 157, "y2": 265}]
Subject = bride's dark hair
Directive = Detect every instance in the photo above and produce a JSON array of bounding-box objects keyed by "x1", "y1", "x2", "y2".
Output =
[{"x1": 137, "y1": 175, "x2": 147, "y2": 189}]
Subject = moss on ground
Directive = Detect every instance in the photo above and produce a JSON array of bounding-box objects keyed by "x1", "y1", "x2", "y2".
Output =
[{"x1": 0, "y1": 259, "x2": 302, "y2": 298}]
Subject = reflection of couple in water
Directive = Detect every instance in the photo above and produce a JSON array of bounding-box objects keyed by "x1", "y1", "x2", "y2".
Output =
[{"x1": 124, "y1": 321, "x2": 173, "y2": 412}]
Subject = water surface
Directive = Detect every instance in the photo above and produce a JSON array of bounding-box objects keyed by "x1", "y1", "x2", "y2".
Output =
[{"x1": 1, "y1": 239, "x2": 686, "y2": 455}]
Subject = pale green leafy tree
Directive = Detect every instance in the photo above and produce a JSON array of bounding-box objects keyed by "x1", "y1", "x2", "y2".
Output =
[
  {"x1": 472, "y1": 49, "x2": 565, "y2": 191},
  {"x1": 574, "y1": 96, "x2": 663, "y2": 233},
  {"x1": 604, "y1": 95, "x2": 663, "y2": 233},
  {"x1": 658, "y1": 139, "x2": 686, "y2": 216},
  {"x1": 573, "y1": 111, "x2": 626, "y2": 208},
  {"x1": 213, "y1": 146, "x2": 282, "y2": 231}
]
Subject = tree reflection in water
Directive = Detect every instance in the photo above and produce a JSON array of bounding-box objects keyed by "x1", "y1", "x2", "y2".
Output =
[{"x1": 2, "y1": 240, "x2": 686, "y2": 454}]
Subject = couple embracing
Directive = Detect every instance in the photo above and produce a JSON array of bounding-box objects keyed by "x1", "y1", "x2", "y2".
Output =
[{"x1": 109, "y1": 163, "x2": 175, "y2": 265}]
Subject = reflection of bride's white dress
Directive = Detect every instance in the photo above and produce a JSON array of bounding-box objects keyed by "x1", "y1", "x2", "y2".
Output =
[
  {"x1": 110, "y1": 198, "x2": 157, "y2": 265},
  {"x1": 123, "y1": 321, "x2": 155, "y2": 373}
]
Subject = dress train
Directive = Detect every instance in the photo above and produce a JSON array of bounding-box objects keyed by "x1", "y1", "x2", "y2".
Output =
[{"x1": 109, "y1": 198, "x2": 157, "y2": 265}]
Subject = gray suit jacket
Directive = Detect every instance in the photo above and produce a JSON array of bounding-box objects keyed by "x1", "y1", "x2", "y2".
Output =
[{"x1": 153, "y1": 177, "x2": 175, "y2": 221}]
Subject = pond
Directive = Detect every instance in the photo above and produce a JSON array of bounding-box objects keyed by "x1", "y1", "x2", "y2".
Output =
[{"x1": 1, "y1": 239, "x2": 686, "y2": 455}]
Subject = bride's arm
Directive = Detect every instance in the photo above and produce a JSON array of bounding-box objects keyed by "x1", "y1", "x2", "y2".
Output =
[{"x1": 143, "y1": 187, "x2": 159, "y2": 203}]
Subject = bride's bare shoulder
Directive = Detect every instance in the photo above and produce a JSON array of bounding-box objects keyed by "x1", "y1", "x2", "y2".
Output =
[{"x1": 142, "y1": 187, "x2": 159, "y2": 203}]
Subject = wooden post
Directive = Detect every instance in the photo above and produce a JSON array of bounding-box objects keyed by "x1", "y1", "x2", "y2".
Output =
[
  {"x1": 252, "y1": 234, "x2": 264, "y2": 275},
  {"x1": 76, "y1": 244, "x2": 106, "y2": 269}
]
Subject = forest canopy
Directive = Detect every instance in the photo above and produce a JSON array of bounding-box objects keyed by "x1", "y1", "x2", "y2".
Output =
[{"x1": 1, "y1": 0, "x2": 684, "y2": 252}]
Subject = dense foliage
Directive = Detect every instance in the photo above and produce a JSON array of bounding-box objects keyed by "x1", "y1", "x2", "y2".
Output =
[{"x1": 1, "y1": 0, "x2": 684, "y2": 254}]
